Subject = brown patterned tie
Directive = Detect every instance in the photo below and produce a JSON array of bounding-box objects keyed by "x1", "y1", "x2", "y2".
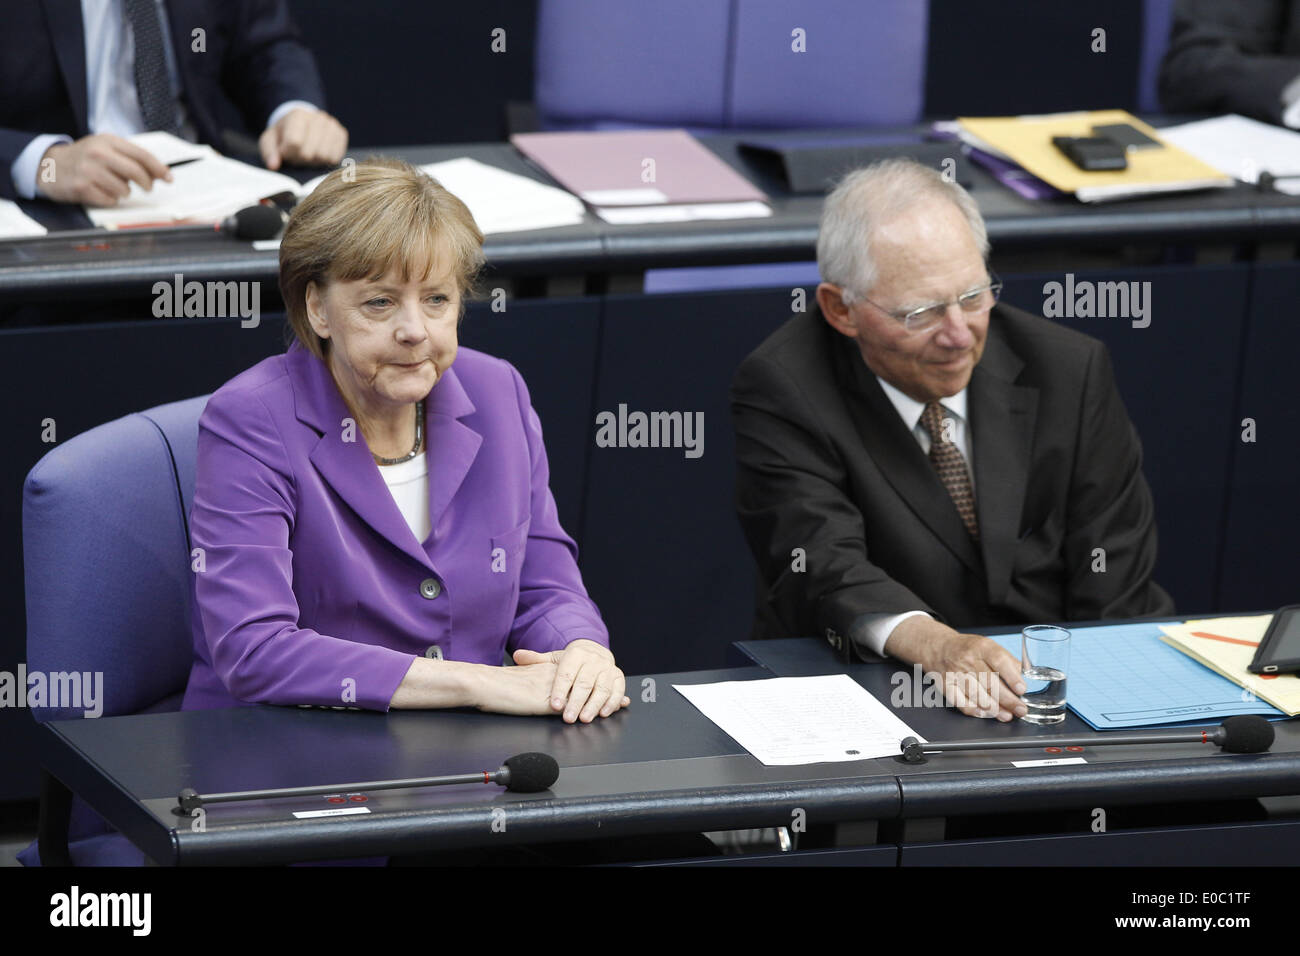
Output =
[{"x1": 920, "y1": 401, "x2": 979, "y2": 540}]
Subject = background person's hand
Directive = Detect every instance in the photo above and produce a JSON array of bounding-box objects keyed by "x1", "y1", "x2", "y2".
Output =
[
  {"x1": 259, "y1": 107, "x2": 348, "y2": 170},
  {"x1": 514, "y1": 639, "x2": 630, "y2": 723},
  {"x1": 885, "y1": 616, "x2": 1027, "y2": 721},
  {"x1": 37, "y1": 134, "x2": 171, "y2": 206}
]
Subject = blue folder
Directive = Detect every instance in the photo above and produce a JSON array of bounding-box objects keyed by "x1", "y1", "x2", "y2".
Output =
[{"x1": 988, "y1": 622, "x2": 1284, "y2": 730}]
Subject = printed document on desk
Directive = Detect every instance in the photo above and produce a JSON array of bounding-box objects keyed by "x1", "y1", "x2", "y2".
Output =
[
  {"x1": 988, "y1": 622, "x2": 1284, "y2": 730},
  {"x1": 296, "y1": 156, "x2": 587, "y2": 234},
  {"x1": 87, "y1": 152, "x2": 298, "y2": 228},
  {"x1": 673, "y1": 673, "x2": 924, "y2": 766},
  {"x1": 1157, "y1": 115, "x2": 1300, "y2": 195}
]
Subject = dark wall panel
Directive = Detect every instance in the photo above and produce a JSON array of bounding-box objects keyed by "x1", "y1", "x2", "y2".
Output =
[
  {"x1": 579, "y1": 288, "x2": 790, "y2": 674},
  {"x1": 288, "y1": 0, "x2": 538, "y2": 146},
  {"x1": 1220, "y1": 263, "x2": 1300, "y2": 611},
  {"x1": 1000, "y1": 264, "x2": 1251, "y2": 616},
  {"x1": 926, "y1": 0, "x2": 1143, "y2": 117}
]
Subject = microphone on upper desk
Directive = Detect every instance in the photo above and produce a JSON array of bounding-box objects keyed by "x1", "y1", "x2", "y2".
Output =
[
  {"x1": 174, "y1": 751, "x2": 560, "y2": 815},
  {"x1": 15, "y1": 202, "x2": 288, "y2": 246},
  {"x1": 898, "y1": 715, "x2": 1275, "y2": 764}
]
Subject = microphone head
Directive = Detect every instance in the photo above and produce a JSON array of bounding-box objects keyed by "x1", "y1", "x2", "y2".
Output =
[
  {"x1": 1219, "y1": 715, "x2": 1275, "y2": 753},
  {"x1": 226, "y1": 203, "x2": 286, "y2": 240},
  {"x1": 501, "y1": 752, "x2": 559, "y2": 792}
]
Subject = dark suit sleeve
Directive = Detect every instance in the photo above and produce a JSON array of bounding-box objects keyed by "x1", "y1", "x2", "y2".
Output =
[
  {"x1": 1159, "y1": 0, "x2": 1300, "y2": 123},
  {"x1": 731, "y1": 352, "x2": 935, "y2": 641},
  {"x1": 0, "y1": 130, "x2": 42, "y2": 199},
  {"x1": 220, "y1": 0, "x2": 328, "y2": 131},
  {"x1": 1062, "y1": 343, "x2": 1175, "y2": 620}
]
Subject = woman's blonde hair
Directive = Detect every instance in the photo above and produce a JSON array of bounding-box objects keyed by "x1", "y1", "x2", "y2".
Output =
[{"x1": 279, "y1": 156, "x2": 485, "y2": 358}]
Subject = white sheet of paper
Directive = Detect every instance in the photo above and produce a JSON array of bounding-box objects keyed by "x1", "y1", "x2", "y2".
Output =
[
  {"x1": 298, "y1": 156, "x2": 587, "y2": 234},
  {"x1": 420, "y1": 157, "x2": 585, "y2": 233},
  {"x1": 1157, "y1": 114, "x2": 1300, "y2": 183},
  {"x1": 673, "y1": 673, "x2": 925, "y2": 766},
  {"x1": 127, "y1": 131, "x2": 217, "y2": 166},
  {"x1": 0, "y1": 199, "x2": 48, "y2": 238},
  {"x1": 595, "y1": 200, "x2": 772, "y2": 224},
  {"x1": 88, "y1": 154, "x2": 299, "y2": 228}
]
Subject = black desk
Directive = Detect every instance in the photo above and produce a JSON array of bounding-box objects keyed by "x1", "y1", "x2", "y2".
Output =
[
  {"x1": 5, "y1": 126, "x2": 1300, "y2": 304},
  {"x1": 38, "y1": 647, "x2": 1300, "y2": 866}
]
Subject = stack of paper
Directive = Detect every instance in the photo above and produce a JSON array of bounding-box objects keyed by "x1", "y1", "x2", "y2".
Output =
[
  {"x1": 416, "y1": 157, "x2": 586, "y2": 233},
  {"x1": 1157, "y1": 114, "x2": 1300, "y2": 195},
  {"x1": 512, "y1": 129, "x2": 771, "y2": 224},
  {"x1": 0, "y1": 200, "x2": 47, "y2": 239},
  {"x1": 957, "y1": 110, "x2": 1233, "y2": 203},
  {"x1": 296, "y1": 156, "x2": 587, "y2": 235},
  {"x1": 1160, "y1": 615, "x2": 1300, "y2": 716},
  {"x1": 86, "y1": 131, "x2": 299, "y2": 228}
]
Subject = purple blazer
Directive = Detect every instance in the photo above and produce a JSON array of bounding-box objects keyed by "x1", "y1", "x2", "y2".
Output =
[{"x1": 181, "y1": 340, "x2": 608, "y2": 711}]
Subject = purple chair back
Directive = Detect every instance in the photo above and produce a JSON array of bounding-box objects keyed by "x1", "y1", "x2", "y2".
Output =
[
  {"x1": 1139, "y1": 0, "x2": 1176, "y2": 113},
  {"x1": 23, "y1": 396, "x2": 208, "y2": 721},
  {"x1": 535, "y1": 0, "x2": 929, "y2": 131}
]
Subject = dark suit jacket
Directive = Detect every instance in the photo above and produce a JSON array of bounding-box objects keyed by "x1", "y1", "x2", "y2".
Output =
[
  {"x1": 730, "y1": 304, "x2": 1174, "y2": 646},
  {"x1": 1159, "y1": 0, "x2": 1300, "y2": 123},
  {"x1": 0, "y1": 0, "x2": 326, "y2": 199}
]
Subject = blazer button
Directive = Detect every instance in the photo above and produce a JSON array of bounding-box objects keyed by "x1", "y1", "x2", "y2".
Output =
[
  {"x1": 424, "y1": 645, "x2": 444, "y2": 660},
  {"x1": 419, "y1": 577, "x2": 442, "y2": 600}
]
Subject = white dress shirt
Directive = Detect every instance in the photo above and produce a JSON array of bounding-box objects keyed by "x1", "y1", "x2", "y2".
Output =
[
  {"x1": 852, "y1": 377, "x2": 974, "y2": 657},
  {"x1": 378, "y1": 452, "x2": 432, "y2": 546}
]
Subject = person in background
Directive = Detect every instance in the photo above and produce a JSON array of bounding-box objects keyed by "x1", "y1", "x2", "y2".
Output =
[
  {"x1": 1159, "y1": 0, "x2": 1300, "y2": 127},
  {"x1": 1, "y1": 0, "x2": 348, "y2": 204}
]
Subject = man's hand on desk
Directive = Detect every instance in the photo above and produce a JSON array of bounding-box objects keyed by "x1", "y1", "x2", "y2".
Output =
[
  {"x1": 259, "y1": 107, "x2": 348, "y2": 171},
  {"x1": 884, "y1": 616, "x2": 1028, "y2": 722},
  {"x1": 37, "y1": 134, "x2": 172, "y2": 206}
]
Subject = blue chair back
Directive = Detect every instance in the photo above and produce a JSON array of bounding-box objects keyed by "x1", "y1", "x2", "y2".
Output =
[
  {"x1": 23, "y1": 396, "x2": 209, "y2": 721},
  {"x1": 1138, "y1": 0, "x2": 1176, "y2": 113},
  {"x1": 730, "y1": 0, "x2": 928, "y2": 128},
  {"x1": 535, "y1": 0, "x2": 929, "y2": 131}
]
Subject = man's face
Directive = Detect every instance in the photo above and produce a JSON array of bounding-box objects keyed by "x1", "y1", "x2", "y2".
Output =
[{"x1": 838, "y1": 198, "x2": 990, "y2": 404}]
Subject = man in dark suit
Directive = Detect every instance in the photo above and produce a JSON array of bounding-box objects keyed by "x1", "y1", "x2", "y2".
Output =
[
  {"x1": 1, "y1": 0, "x2": 347, "y2": 204},
  {"x1": 1160, "y1": 0, "x2": 1300, "y2": 127},
  {"x1": 731, "y1": 159, "x2": 1173, "y2": 722}
]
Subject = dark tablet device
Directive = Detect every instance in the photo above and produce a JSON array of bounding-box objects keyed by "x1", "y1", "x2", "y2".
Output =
[
  {"x1": 1052, "y1": 135, "x2": 1128, "y2": 171},
  {"x1": 1091, "y1": 122, "x2": 1163, "y2": 151},
  {"x1": 1247, "y1": 604, "x2": 1300, "y2": 674}
]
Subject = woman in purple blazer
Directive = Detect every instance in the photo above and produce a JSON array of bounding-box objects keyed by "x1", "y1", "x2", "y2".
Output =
[{"x1": 182, "y1": 157, "x2": 629, "y2": 723}]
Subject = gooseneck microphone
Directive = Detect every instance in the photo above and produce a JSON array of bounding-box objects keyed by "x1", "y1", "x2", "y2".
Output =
[
  {"x1": 13, "y1": 202, "x2": 288, "y2": 246},
  {"x1": 899, "y1": 715, "x2": 1274, "y2": 763},
  {"x1": 174, "y1": 751, "x2": 560, "y2": 815}
]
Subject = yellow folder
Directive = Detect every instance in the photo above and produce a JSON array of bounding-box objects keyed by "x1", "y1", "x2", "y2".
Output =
[
  {"x1": 1159, "y1": 615, "x2": 1300, "y2": 716},
  {"x1": 958, "y1": 109, "x2": 1233, "y2": 202}
]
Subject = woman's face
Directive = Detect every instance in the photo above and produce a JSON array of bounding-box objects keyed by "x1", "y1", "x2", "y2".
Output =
[{"x1": 305, "y1": 254, "x2": 461, "y2": 415}]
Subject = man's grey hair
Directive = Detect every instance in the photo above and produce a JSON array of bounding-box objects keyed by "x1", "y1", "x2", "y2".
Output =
[{"x1": 817, "y1": 159, "x2": 990, "y2": 303}]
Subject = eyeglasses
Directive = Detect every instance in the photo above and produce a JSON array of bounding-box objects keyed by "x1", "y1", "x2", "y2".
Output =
[{"x1": 849, "y1": 274, "x2": 1002, "y2": 334}]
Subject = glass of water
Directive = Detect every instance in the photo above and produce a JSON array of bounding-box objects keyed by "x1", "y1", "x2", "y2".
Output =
[{"x1": 1020, "y1": 625, "x2": 1071, "y2": 724}]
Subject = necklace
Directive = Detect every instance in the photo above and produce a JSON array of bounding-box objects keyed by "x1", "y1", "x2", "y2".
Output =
[{"x1": 373, "y1": 399, "x2": 425, "y2": 465}]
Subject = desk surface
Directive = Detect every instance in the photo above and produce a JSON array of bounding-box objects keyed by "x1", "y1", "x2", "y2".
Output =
[
  {"x1": 6, "y1": 126, "x2": 1300, "y2": 302},
  {"x1": 40, "y1": 646, "x2": 1300, "y2": 866}
]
